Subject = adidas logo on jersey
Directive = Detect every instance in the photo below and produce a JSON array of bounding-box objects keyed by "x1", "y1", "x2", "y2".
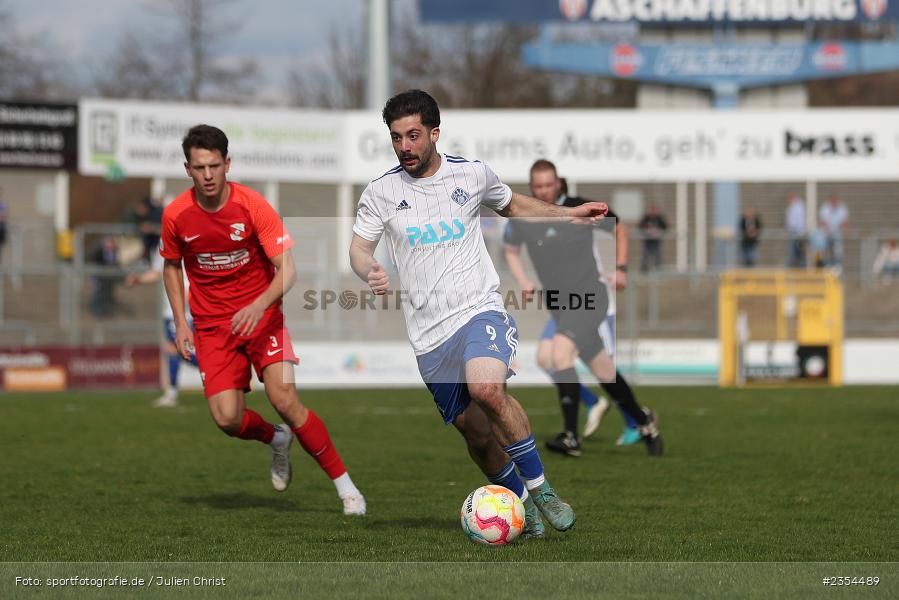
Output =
[
  {"x1": 487, "y1": 343, "x2": 501, "y2": 353},
  {"x1": 396, "y1": 199, "x2": 411, "y2": 210}
]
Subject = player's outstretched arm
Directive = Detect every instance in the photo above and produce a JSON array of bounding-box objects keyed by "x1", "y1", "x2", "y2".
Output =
[
  {"x1": 611, "y1": 221, "x2": 629, "y2": 290},
  {"x1": 349, "y1": 234, "x2": 389, "y2": 295},
  {"x1": 498, "y1": 192, "x2": 607, "y2": 223},
  {"x1": 125, "y1": 269, "x2": 162, "y2": 286},
  {"x1": 503, "y1": 243, "x2": 537, "y2": 298}
]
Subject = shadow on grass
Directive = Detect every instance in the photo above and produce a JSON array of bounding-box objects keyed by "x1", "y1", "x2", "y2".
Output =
[
  {"x1": 179, "y1": 492, "x2": 330, "y2": 513},
  {"x1": 356, "y1": 517, "x2": 448, "y2": 532}
]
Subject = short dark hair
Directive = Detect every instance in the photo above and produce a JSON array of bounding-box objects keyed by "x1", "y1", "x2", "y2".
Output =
[
  {"x1": 182, "y1": 124, "x2": 228, "y2": 160},
  {"x1": 529, "y1": 159, "x2": 558, "y2": 178},
  {"x1": 382, "y1": 90, "x2": 440, "y2": 129}
]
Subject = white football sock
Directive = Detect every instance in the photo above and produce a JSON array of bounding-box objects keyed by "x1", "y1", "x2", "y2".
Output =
[
  {"x1": 270, "y1": 426, "x2": 290, "y2": 447},
  {"x1": 333, "y1": 472, "x2": 360, "y2": 498},
  {"x1": 524, "y1": 475, "x2": 546, "y2": 490}
]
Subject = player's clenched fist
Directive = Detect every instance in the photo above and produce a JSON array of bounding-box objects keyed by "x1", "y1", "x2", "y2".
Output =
[
  {"x1": 569, "y1": 201, "x2": 608, "y2": 224},
  {"x1": 368, "y1": 261, "x2": 389, "y2": 295}
]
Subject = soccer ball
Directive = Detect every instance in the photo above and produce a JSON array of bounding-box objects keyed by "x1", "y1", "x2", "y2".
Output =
[{"x1": 460, "y1": 485, "x2": 525, "y2": 545}]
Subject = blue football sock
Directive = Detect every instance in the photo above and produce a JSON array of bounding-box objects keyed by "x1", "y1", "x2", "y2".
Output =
[
  {"x1": 487, "y1": 461, "x2": 526, "y2": 500},
  {"x1": 503, "y1": 434, "x2": 544, "y2": 485},
  {"x1": 579, "y1": 384, "x2": 598, "y2": 407},
  {"x1": 168, "y1": 353, "x2": 181, "y2": 388}
]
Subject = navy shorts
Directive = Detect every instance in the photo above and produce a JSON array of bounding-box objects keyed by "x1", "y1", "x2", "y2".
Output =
[{"x1": 417, "y1": 311, "x2": 518, "y2": 425}]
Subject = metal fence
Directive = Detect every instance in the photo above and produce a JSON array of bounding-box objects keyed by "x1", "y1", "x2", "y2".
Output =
[{"x1": 1, "y1": 221, "x2": 898, "y2": 347}]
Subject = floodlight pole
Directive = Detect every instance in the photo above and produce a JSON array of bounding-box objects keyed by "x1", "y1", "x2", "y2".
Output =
[
  {"x1": 342, "y1": 0, "x2": 391, "y2": 275},
  {"x1": 366, "y1": 0, "x2": 391, "y2": 110}
]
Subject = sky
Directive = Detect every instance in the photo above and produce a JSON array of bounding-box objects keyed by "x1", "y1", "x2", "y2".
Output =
[{"x1": 12, "y1": 0, "x2": 364, "y2": 101}]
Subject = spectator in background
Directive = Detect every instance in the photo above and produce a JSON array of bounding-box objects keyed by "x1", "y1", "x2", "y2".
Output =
[
  {"x1": 638, "y1": 203, "x2": 667, "y2": 272},
  {"x1": 130, "y1": 196, "x2": 163, "y2": 262},
  {"x1": 785, "y1": 192, "x2": 806, "y2": 268},
  {"x1": 0, "y1": 187, "x2": 7, "y2": 263},
  {"x1": 146, "y1": 193, "x2": 164, "y2": 230},
  {"x1": 809, "y1": 227, "x2": 828, "y2": 268},
  {"x1": 819, "y1": 195, "x2": 849, "y2": 268},
  {"x1": 873, "y1": 238, "x2": 899, "y2": 285},
  {"x1": 739, "y1": 207, "x2": 762, "y2": 267},
  {"x1": 90, "y1": 236, "x2": 120, "y2": 317}
]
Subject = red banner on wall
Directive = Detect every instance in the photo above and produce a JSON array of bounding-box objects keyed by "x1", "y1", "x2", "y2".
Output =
[{"x1": 0, "y1": 346, "x2": 159, "y2": 390}]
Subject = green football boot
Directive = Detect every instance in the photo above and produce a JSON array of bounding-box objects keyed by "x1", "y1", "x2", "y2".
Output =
[
  {"x1": 521, "y1": 494, "x2": 545, "y2": 539},
  {"x1": 530, "y1": 481, "x2": 576, "y2": 532},
  {"x1": 616, "y1": 427, "x2": 642, "y2": 446}
]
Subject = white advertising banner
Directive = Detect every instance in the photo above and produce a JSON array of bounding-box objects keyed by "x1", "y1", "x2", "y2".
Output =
[
  {"x1": 78, "y1": 98, "x2": 343, "y2": 182},
  {"x1": 175, "y1": 339, "x2": 899, "y2": 390},
  {"x1": 77, "y1": 100, "x2": 899, "y2": 183},
  {"x1": 346, "y1": 108, "x2": 899, "y2": 183}
]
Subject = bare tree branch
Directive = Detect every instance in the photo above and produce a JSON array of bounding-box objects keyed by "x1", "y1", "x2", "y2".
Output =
[
  {"x1": 287, "y1": 27, "x2": 365, "y2": 109},
  {"x1": 0, "y1": 2, "x2": 76, "y2": 100},
  {"x1": 94, "y1": 0, "x2": 260, "y2": 103}
]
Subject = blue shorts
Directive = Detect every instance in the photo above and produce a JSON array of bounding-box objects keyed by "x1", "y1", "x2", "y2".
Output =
[
  {"x1": 417, "y1": 311, "x2": 518, "y2": 425},
  {"x1": 540, "y1": 314, "x2": 616, "y2": 357}
]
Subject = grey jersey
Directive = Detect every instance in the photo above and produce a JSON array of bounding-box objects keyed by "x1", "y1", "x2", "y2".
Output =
[{"x1": 353, "y1": 154, "x2": 512, "y2": 355}]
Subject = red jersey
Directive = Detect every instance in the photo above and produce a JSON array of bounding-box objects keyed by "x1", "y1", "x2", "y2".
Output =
[{"x1": 160, "y1": 182, "x2": 294, "y2": 324}]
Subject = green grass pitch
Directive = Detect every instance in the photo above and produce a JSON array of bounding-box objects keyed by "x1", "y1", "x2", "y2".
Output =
[{"x1": 1, "y1": 386, "x2": 896, "y2": 598}]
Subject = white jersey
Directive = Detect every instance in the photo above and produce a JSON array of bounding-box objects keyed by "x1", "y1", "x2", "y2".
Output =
[{"x1": 354, "y1": 154, "x2": 512, "y2": 355}]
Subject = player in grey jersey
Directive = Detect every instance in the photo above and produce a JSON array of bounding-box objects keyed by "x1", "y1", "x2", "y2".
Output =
[{"x1": 349, "y1": 90, "x2": 607, "y2": 537}]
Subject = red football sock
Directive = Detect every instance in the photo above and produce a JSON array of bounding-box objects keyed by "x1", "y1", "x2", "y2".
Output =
[
  {"x1": 236, "y1": 409, "x2": 275, "y2": 444},
  {"x1": 293, "y1": 410, "x2": 346, "y2": 479}
]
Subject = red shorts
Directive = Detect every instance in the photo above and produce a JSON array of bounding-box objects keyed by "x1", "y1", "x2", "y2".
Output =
[{"x1": 193, "y1": 309, "x2": 299, "y2": 398}]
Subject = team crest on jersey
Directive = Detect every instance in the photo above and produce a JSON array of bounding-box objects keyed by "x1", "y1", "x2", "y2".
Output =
[
  {"x1": 451, "y1": 187, "x2": 471, "y2": 206},
  {"x1": 229, "y1": 223, "x2": 246, "y2": 241}
]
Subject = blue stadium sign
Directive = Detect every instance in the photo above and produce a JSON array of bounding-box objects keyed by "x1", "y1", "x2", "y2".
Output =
[
  {"x1": 523, "y1": 40, "x2": 899, "y2": 88},
  {"x1": 420, "y1": 0, "x2": 898, "y2": 24}
]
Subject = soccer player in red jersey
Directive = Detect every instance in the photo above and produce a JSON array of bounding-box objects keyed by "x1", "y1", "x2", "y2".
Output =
[{"x1": 161, "y1": 124, "x2": 365, "y2": 515}]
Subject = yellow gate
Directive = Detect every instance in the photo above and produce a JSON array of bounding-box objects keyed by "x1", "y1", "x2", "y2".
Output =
[{"x1": 719, "y1": 269, "x2": 843, "y2": 387}]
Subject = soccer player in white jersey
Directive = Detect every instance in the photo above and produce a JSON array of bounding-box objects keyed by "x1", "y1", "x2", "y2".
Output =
[
  {"x1": 126, "y1": 241, "x2": 197, "y2": 407},
  {"x1": 349, "y1": 90, "x2": 607, "y2": 537}
]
